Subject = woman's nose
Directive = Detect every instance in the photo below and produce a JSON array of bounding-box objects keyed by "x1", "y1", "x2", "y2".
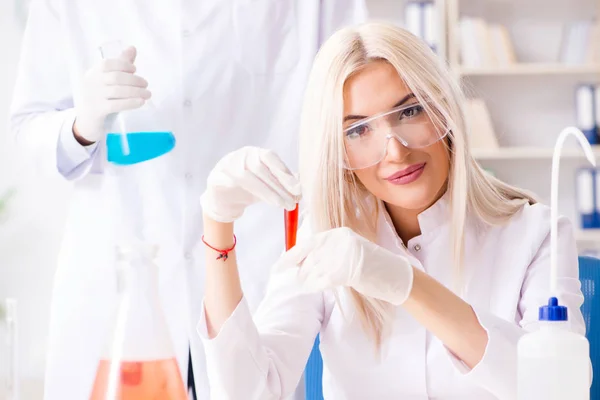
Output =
[{"x1": 384, "y1": 134, "x2": 412, "y2": 163}]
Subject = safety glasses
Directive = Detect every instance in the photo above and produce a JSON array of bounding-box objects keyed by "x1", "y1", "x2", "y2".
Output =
[{"x1": 343, "y1": 101, "x2": 449, "y2": 170}]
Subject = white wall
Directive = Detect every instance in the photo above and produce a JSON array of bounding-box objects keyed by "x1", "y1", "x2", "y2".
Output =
[{"x1": 0, "y1": 1, "x2": 72, "y2": 397}]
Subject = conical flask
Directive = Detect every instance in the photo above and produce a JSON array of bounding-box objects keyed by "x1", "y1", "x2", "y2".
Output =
[
  {"x1": 99, "y1": 40, "x2": 176, "y2": 166},
  {"x1": 89, "y1": 244, "x2": 187, "y2": 399},
  {"x1": 98, "y1": 40, "x2": 180, "y2": 248}
]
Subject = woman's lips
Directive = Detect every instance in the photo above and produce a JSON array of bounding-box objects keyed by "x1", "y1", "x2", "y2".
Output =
[{"x1": 385, "y1": 163, "x2": 426, "y2": 185}]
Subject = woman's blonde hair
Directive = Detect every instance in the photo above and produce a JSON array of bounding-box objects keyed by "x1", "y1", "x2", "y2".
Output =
[{"x1": 298, "y1": 22, "x2": 537, "y2": 349}]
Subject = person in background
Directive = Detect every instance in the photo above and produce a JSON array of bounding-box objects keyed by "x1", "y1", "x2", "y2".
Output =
[
  {"x1": 197, "y1": 22, "x2": 587, "y2": 399},
  {"x1": 8, "y1": 1, "x2": 367, "y2": 399}
]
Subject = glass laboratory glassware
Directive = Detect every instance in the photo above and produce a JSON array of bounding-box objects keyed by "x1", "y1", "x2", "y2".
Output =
[
  {"x1": 91, "y1": 40, "x2": 184, "y2": 399},
  {"x1": 99, "y1": 41, "x2": 176, "y2": 166},
  {"x1": 98, "y1": 40, "x2": 179, "y2": 248},
  {"x1": 0, "y1": 298, "x2": 18, "y2": 400},
  {"x1": 89, "y1": 245, "x2": 187, "y2": 400},
  {"x1": 285, "y1": 204, "x2": 299, "y2": 251}
]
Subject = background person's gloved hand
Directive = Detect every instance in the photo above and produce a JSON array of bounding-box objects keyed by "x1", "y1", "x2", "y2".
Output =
[
  {"x1": 73, "y1": 46, "x2": 151, "y2": 144},
  {"x1": 282, "y1": 227, "x2": 415, "y2": 305},
  {"x1": 200, "y1": 146, "x2": 301, "y2": 223}
]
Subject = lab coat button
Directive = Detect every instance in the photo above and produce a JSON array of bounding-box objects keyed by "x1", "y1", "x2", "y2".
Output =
[
  {"x1": 185, "y1": 172, "x2": 193, "y2": 180},
  {"x1": 182, "y1": 29, "x2": 191, "y2": 37},
  {"x1": 184, "y1": 252, "x2": 193, "y2": 261},
  {"x1": 184, "y1": 99, "x2": 192, "y2": 107},
  {"x1": 413, "y1": 244, "x2": 421, "y2": 252}
]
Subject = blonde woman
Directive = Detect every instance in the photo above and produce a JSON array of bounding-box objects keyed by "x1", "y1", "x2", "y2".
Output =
[{"x1": 196, "y1": 23, "x2": 586, "y2": 399}]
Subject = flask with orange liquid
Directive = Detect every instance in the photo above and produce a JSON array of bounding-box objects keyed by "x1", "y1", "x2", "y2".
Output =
[{"x1": 89, "y1": 244, "x2": 187, "y2": 399}]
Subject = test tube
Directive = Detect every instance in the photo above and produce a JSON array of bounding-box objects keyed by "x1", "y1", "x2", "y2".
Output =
[
  {"x1": 285, "y1": 204, "x2": 299, "y2": 251},
  {"x1": 99, "y1": 40, "x2": 130, "y2": 156},
  {"x1": 4, "y1": 299, "x2": 18, "y2": 400}
]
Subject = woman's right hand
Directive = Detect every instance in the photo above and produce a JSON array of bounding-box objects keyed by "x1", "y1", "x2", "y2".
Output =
[{"x1": 200, "y1": 146, "x2": 301, "y2": 223}]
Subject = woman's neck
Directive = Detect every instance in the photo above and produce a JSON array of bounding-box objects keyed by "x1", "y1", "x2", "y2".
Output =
[
  {"x1": 385, "y1": 204, "x2": 423, "y2": 245},
  {"x1": 385, "y1": 185, "x2": 448, "y2": 245}
]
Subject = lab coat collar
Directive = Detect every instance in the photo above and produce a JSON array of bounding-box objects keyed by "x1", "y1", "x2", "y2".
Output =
[
  {"x1": 416, "y1": 189, "x2": 451, "y2": 234},
  {"x1": 378, "y1": 189, "x2": 450, "y2": 248}
]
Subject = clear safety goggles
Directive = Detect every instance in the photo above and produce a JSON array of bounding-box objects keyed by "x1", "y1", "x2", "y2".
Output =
[{"x1": 343, "y1": 102, "x2": 449, "y2": 170}]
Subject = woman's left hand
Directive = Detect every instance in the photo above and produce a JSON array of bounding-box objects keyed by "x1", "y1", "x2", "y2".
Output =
[{"x1": 280, "y1": 227, "x2": 415, "y2": 305}]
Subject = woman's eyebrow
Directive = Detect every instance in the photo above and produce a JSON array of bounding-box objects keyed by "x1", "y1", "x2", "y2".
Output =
[
  {"x1": 391, "y1": 93, "x2": 416, "y2": 108},
  {"x1": 343, "y1": 93, "x2": 416, "y2": 123}
]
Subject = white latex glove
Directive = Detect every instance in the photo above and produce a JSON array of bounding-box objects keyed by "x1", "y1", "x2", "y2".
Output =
[
  {"x1": 200, "y1": 146, "x2": 301, "y2": 223},
  {"x1": 74, "y1": 46, "x2": 151, "y2": 143},
  {"x1": 281, "y1": 227, "x2": 414, "y2": 305}
]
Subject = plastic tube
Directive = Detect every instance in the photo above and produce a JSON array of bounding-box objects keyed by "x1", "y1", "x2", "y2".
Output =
[
  {"x1": 5, "y1": 299, "x2": 18, "y2": 400},
  {"x1": 550, "y1": 127, "x2": 596, "y2": 294}
]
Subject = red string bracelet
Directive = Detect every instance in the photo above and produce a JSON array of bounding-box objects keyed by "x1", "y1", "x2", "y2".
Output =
[{"x1": 201, "y1": 235, "x2": 237, "y2": 261}]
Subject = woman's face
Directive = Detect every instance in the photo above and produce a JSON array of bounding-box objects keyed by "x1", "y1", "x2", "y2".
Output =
[{"x1": 342, "y1": 60, "x2": 450, "y2": 212}]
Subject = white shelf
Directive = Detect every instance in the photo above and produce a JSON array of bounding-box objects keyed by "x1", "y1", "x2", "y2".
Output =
[
  {"x1": 472, "y1": 146, "x2": 600, "y2": 160},
  {"x1": 577, "y1": 230, "x2": 600, "y2": 243},
  {"x1": 457, "y1": 64, "x2": 600, "y2": 77}
]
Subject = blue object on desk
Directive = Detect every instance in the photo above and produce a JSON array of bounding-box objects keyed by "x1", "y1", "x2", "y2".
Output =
[
  {"x1": 305, "y1": 335, "x2": 324, "y2": 400},
  {"x1": 579, "y1": 255, "x2": 600, "y2": 399}
]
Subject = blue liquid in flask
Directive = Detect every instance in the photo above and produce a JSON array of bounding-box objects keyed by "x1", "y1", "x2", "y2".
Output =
[{"x1": 106, "y1": 132, "x2": 176, "y2": 165}]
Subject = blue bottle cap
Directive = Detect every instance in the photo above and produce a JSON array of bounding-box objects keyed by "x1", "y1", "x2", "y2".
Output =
[{"x1": 539, "y1": 297, "x2": 568, "y2": 321}]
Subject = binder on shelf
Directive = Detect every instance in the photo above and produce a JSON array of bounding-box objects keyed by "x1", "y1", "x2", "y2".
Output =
[
  {"x1": 474, "y1": 19, "x2": 494, "y2": 67},
  {"x1": 576, "y1": 85, "x2": 597, "y2": 144},
  {"x1": 559, "y1": 20, "x2": 595, "y2": 65},
  {"x1": 404, "y1": 1, "x2": 438, "y2": 53},
  {"x1": 458, "y1": 18, "x2": 516, "y2": 68},
  {"x1": 596, "y1": 168, "x2": 600, "y2": 229},
  {"x1": 488, "y1": 24, "x2": 516, "y2": 66},
  {"x1": 404, "y1": 2, "x2": 422, "y2": 40},
  {"x1": 465, "y1": 98, "x2": 499, "y2": 150},
  {"x1": 586, "y1": 22, "x2": 600, "y2": 64},
  {"x1": 423, "y1": 2, "x2": 437, "y2": 53},
  {"x1": 459, "y1": 18, "x2": 481, "y2": 67},
  {"x1": 595, "y1": 84, "x2": 600, "y2": 143},
  {"x1": 576, "y1": 168, "x2": 597, "y2": 229}
]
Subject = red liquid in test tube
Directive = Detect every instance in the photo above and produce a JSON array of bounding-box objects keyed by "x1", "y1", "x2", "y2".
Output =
[{"x1": 285, "y1": 204, "x2": 299, "y2": 251}]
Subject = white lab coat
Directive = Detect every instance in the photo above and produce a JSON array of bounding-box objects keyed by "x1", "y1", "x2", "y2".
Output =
[
  {"x1": 197, "y1": 198, "x2": 587, "y2": 399},
  {"x1": 8, "y1": 1, "x2": 367, "y2": 399}
]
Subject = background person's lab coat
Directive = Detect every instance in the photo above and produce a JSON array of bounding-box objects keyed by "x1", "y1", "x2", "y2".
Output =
[{"x1": 8, "y1": 0, "x2": 367, "y2": 398}]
